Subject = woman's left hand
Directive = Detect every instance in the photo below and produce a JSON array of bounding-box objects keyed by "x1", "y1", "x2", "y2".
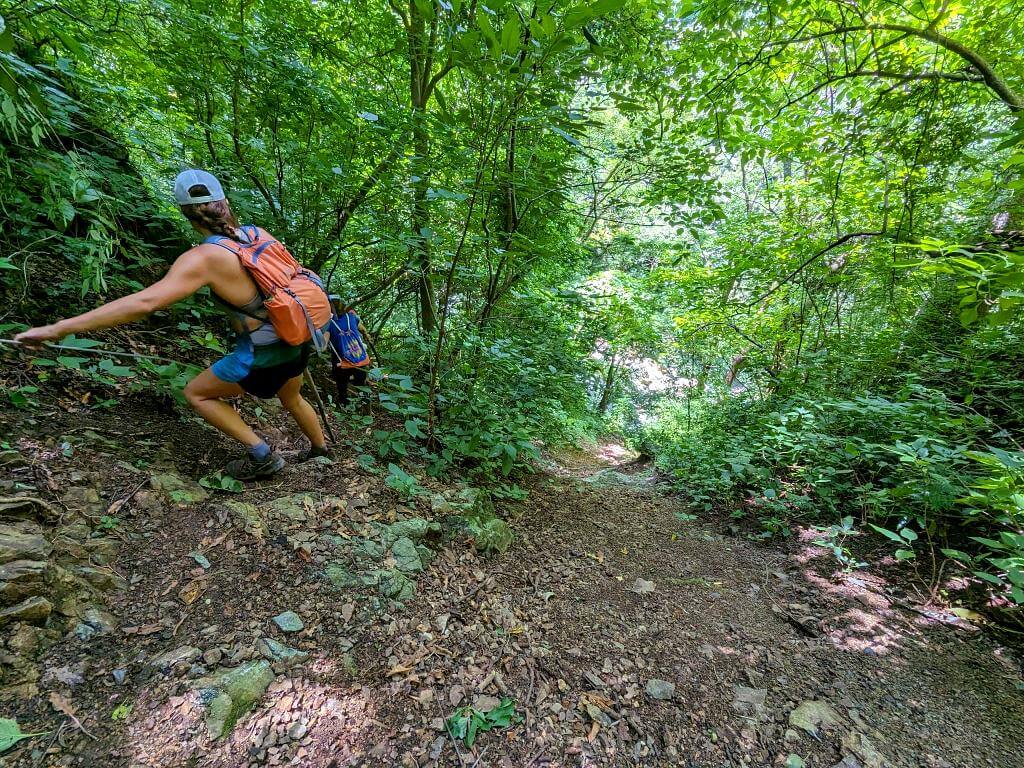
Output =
[{"x1": 13, "y1": 324, "x2": 64, "y2": 349}]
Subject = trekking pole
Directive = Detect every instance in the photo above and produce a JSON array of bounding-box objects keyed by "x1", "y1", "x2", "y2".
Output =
[
  {"x1": 0, "y1": 338, "x2": 182, "y2": 365},
  {"x1": 302, "y1": 369, "x2": 337, "y2": 443}
]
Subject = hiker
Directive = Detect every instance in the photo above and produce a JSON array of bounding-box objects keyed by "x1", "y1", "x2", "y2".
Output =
[
  {"x1": 325, "y1": 296, "x2": 373, "y2": 406},
  {"x1": 12, "y1": 169, "x2": 332, "y2": 480}
]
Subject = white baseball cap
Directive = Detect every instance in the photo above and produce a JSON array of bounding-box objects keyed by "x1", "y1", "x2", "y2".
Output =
[{"x1": 173, "y1": 169, "x2": 226, "y2": 205}]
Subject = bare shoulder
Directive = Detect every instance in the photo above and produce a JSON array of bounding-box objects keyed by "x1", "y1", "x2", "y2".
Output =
[{"x1": 173, "y1": 242, "x2": 236, "y2": 274}]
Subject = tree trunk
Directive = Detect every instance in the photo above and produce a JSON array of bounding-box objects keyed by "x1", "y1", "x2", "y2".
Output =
[{"x1": 597, "y1": 353, "x2": 617, "y2": 414}]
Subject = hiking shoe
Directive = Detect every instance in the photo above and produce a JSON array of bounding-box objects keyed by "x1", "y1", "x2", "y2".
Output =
[
  {"x1": 297, "y1": 444, "x2": 332, "y2": 463},
  {"x1": 223, "y1": 451, "x2": 285, "y2": 481}
]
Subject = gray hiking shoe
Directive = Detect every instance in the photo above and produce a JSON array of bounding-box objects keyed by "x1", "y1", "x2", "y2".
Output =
[
  {"x1": 297, "y1": 444, "x2": 332, "y2": 463},
  {"x1": 223, "y1": 451, "x2": 285, "y2": 481}
]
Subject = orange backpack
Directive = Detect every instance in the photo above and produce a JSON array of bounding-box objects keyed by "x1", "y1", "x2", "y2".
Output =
[{"x1": 205, "y1": 226, "x2": 332, "y2": 348}]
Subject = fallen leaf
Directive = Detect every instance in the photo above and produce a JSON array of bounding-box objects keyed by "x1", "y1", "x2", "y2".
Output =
[
  {"x1": 49, "y1": 693, "x2": 75, "y2": 718},
  {"x1": 178, "y1": 579, "x2": 206, "y2": 605}
]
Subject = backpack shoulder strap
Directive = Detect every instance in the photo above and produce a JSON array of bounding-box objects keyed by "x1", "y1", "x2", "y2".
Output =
[{"x1": 203, "y1": 234, "x2": 240, "y2": 255}]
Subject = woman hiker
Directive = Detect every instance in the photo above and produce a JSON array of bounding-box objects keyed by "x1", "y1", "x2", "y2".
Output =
[
  {"x1": 325, "y1": 296, "x2": 373, "y2": 406},
  {"x1": 13, "y1": 169, "x2": 332, "y2": 480}
]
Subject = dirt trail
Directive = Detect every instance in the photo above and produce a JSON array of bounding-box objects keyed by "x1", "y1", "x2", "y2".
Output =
[{"x1": 1, "y1": 410, "x2": 1023, "y2": 768}]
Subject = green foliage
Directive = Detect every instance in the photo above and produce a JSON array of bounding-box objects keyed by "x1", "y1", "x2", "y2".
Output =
[
  {"x1": 199, "y1": 472, "x2": 244, "y2": 494},
  {"x1": 0, "y1": 718, "x2": 45, "y2": 753},
  {"x1": 384, "y1": 463, "x2": 422, "y2": 499},
  {"x1": 446, "y1": 697, "x2": 521, "y2": 748}
]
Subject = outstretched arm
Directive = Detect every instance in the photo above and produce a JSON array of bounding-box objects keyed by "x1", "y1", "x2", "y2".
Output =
[{"x1": 13, "y1": 251, "x2": 209, "y2": 347}]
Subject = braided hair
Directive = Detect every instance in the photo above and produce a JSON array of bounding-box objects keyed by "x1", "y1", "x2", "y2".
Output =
[{"x1": 179, "y1": 185, "x2": 244, "y2": 241}]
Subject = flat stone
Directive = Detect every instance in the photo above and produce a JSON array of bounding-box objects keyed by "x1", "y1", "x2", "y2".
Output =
[
  {"x1": 266, "y1": 494, "x2": 313, "y2": 522},
  {"x1": 150, "y1": 472, "x2": 209, "y2": 506},
  {"x1": 390, "y1": 537, "x2": 424, "y2": 573},
  {"x1": 223, "y1": 501, "x2": 268, "y2": 539},
  {"x1": 645, "y1": 679, "x2": 675, "y2": 700},
  {"x1": 0, "y1": 559, "x2": 49, "y2": 605},
  {"x1": 0, "y1": 496, "x2": 58, "y2": 520},
  {"x1": 376, "y1": 569, "x2": 415, "y2": 601},
  {"x1": 0, "y1": 596, "x2": 52, "y2": 627},
  {"x1": 149, "y1": 645, "x2": 201, "y2": 672},
  {"x1": 0, "y1": 522, "x2": 51, "y2": 564},
  {"x1": 732, "y1": 685, "x2": 768, "y2": 718},
  {"x1": 272, "y1": 611, "x2": 304, "y2": 633},
  {"x1": 72, "y1": 566, "x2": 128, "y2": 592},
  {"x1": 469, "y1": 518, "x2": 513, "y2": 554},
  {"x1": 790, "y1": 700, "x2": 843, "y2": 735},
  {"x1": 197, "y1": 660, "x2": 275, "y2": 738},
  {"x1": 258, "y1": 637, "x2": 309, "y2": 668},
  {"x1": 325, "y1": 563, "x2": 362, "y2": 589}
]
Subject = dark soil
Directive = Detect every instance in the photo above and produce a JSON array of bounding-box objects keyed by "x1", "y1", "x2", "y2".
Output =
[{"x1": 1, "y1": 403, "x2": 1023, "y2": 768}]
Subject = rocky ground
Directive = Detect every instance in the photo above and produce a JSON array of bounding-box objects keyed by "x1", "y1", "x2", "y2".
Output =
[{"x1": 1, "y1": 405, "x2": 1023, "y2": 767}]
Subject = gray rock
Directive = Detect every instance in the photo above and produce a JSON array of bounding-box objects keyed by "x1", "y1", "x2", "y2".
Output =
[
  {"x1": 223, "y1": 501, "x2": 268, "y2": 539},
  {"x1": 197, "y1": 660, "x2": 275, "y2": 738},
  {"x1": 112, "y1": 669, "x2": 127, "y2": 684},
  {"x1": 149, "y1": 645, "x2": 201, "y2": 672},
  {"x1": 203, "y1": 648, "x2": 224, "y2": 666},
  {"x1": 469, "y1": 518, "x2": 513, "y2": 554},
  {"x1": 266, "y1": 494, "x2": 313, "y2": 522},
  {"x1": 325, "y1": 563, "x2": 362, "y2": 589},
  {"x1": 72, "y1": 566, "x2": 128, "y2": 592},
  {"x1": 376, "y1": 569, "x2": 415, "y2": 600},
  {"x1": 0, "y1": 559, "x2": 49, "y2": 605},
  {"x1": 0, "y1": 522, "x2": 52, "y2": 565},
  {"x1": 150, "y1": 473, "x2": 209, "y2": 506},
  {"x1": 790, "y1": 700, "x2": 843, "y2": 735},
  {"x1": 732, "y1": 685, "x2": 768, "y2": 718},
  {"x1": 0, "y1": 595, "x2": 52, "y2": 627},
  {"x1": 390, "y1": 537, "x2": 424, "y2": 573},
  {"x1": 645, "y1": 679, "x2": 675, "y2": 700},
  {"x1": 258, "y1": 637, "x2": 309, "y2": 668},
  {"x1": 0, "y1": 496, "x2": 57, "y2": 520},
  {"x1": 272, "y1": 611, "x2": 304, "y2": 633}
]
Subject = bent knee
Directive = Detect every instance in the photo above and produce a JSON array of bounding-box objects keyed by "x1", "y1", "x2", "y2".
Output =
[{"x1": 184, "y1": 378, "x2": 217, "y2": 407}]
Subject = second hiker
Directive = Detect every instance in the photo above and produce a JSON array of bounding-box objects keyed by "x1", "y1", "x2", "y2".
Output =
[
  {"x1": 325, "y1": 296, "x2": 374, "y2": 406},
  {"x1": 13, "y1": 169, "x2": 332, "y2": 480}
]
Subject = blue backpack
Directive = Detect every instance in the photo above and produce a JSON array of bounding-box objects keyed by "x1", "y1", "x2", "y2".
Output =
[{"x1": 329, "y1": 311, "x2": 370, "y2": 368}]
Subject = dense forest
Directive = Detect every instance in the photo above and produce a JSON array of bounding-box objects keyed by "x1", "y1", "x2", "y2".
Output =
[{"x1": 2, "y1": 1, "x2": 1024, "y2": 765}]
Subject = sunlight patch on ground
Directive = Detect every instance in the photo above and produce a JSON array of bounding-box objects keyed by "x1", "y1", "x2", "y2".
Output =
[{"x1": 125, "y1": 662, "x2": 377, "y2": 766}]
